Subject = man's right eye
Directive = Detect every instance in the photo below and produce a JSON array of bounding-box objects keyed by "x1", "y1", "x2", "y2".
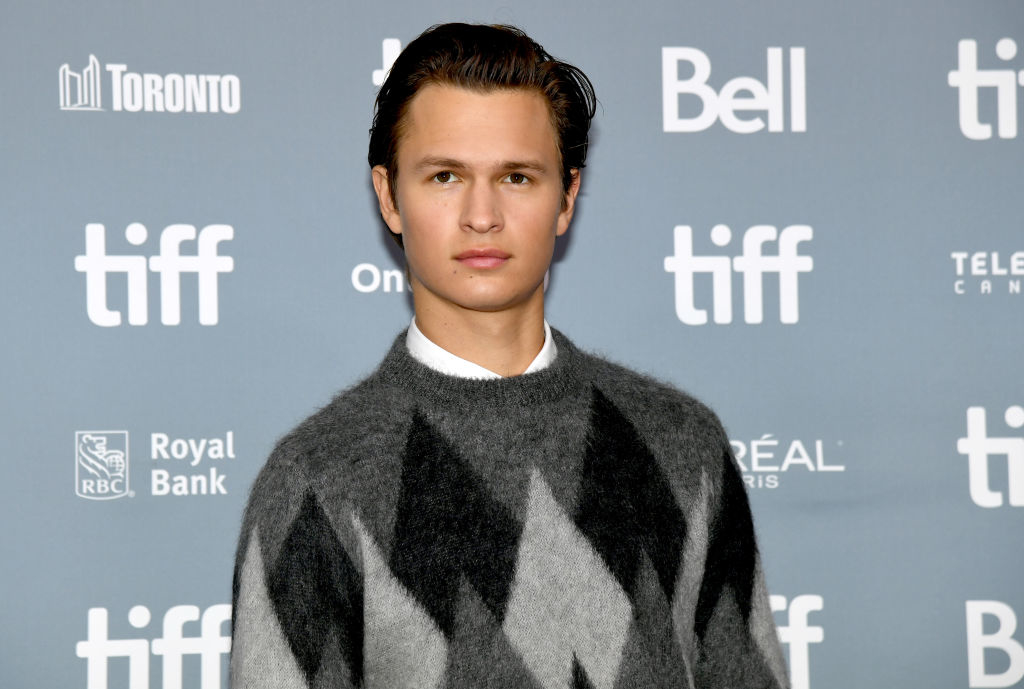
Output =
[{"x1": 432, "y1": 171, "x2": 458, "y2": 184}]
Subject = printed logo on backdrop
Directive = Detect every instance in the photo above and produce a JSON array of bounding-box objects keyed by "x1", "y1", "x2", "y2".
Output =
[
  {"x1": 74, "y1": 223, "x2": 234, "y2": 327},
  {"x1": 664, "y1": 224, "x2": 813, "y2": 325},
  {"x1": 958, "y1": 405, "x2": 1024, "y2": 508},
  {"x1": 74, "y1": 431, "x2": 237, "y2": 499},
  {"x1": 77, "y1": 603, "x2": 231, "y2": 689},
  {"x1": 951, "y1": 250, "x2": 1024, "y2": 296},
  {"x1": 351, "y1": 263, "x2": 557, "y2": 295},
  {"x1": 966, "y1": 600, "x2": 1024, "y2": 688},
  {"x1": 59, "y1": 55, "x2": 240, "y2": 113},
  {"x1": 59, "y1": 55, "x2": 103, "y2": 110},
  {"x1": 731, "y1": 435, "x2": 845, "y2": 490},
  {"x1": 771, "y1": 594, "x2": 824, "y2": 689},
  {"x1": 948, "y1": 38, "x2": 1024, "y2": 140},
  {"x1": 373, "y1": 38, "x2": 402, "y2": 85},
  {"x1": 76, "y1": 597, "x2": 817, "y2": 689},
  {"x1": 351, "y1": 262, "x2": 407, "y2": 293},
  {"x1": 662, "y1": 46, "x2": 806, "y2": 133},
  {"x1": 76, "y1": 431, "x2": 131, "y2": 500}
]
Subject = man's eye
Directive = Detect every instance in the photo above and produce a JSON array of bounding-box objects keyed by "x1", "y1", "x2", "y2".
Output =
[
  {"x1": 432, "y1": 171, "x2": 458, "y2": 184},
  {"x1": 505, "y1": 172, "x2": 529, "y2": 184}
]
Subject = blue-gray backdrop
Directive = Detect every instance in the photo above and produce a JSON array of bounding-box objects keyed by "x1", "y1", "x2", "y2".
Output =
[{"x1": 3, "y1": 0, "x2": 1023, "y2": 687}]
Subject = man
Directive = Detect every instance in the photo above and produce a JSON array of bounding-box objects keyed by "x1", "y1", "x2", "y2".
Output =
[{"x1": 231, "y1": 23, "x2": 789, "y2": 689}]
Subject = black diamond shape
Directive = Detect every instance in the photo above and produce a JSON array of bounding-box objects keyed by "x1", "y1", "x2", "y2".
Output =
[
  {"x1": 389, "y1": 412, "x2": 521, "y2": 636},
  {"x1": 575, "y1": 387, "x2": 689, "y2": 601},
  {"x1": 268, "y1": 492, "x2": 363, "y2": 685}
]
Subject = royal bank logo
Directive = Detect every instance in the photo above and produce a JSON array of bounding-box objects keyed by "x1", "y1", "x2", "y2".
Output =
[
  {"x1": 664, "y1": 224, "x2": 813, "y2": 325},
  {"x1": 76, "y1": 431, "x2": 131, "y2": 500},
  {"x1": 58, "y1": 55, "x2": 240, "y2": 114},
  {"x1": 60, "y1": 55, "x2": 103, "y2": 111}
]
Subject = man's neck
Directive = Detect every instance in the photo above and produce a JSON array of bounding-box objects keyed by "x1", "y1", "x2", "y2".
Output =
[{"x1": 412, "y1": 296, "x2": 547, "y2": 377}]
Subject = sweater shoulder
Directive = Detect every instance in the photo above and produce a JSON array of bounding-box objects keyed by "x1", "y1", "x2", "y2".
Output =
[
  {"x1": 577, "y1": 348, "x2": 730, "y2": 458},
  {"x1": 266, "y1": 370, "x2": 408, "y2": 479}
]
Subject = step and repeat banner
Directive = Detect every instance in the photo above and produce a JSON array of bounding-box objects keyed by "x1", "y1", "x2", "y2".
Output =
[{"x1": 2, "y1": 0, "x2": 1022, "y2": 687}]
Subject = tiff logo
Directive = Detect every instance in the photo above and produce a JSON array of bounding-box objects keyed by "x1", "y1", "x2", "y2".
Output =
[
  {"x1": 60, "y1": 55, "x2": 103, "y2": 110},
  {"x1": 74, "y1": 223, "x2": 234, "y2": 327},
  {"x1": 664, "y1": 224, "x2": 813, "y2": 325},
  {"x1": 771, "y1": 594, "x2": 823, "y2": 689},
  {"x1": 948, "y1": 38, "x2": 1024, "y2": 140},
  {"x1": 76, "y1": 604, "x2": 231, "y2": 689},
  {"x1": 967, "y1": 601, "x2": 1024, "y2": 688},
  {"x1": 662, "y1": 46, "x2": 806, "y2": 133},
  {"x1": 958, "y1": 405, "x2": 1024, "y2": 508}
]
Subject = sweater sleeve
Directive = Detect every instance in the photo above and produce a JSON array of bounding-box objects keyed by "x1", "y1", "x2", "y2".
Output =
[
  {"x1": 230, "y1": 451, "x2": 363, "y2": 689},
  {"x1": 690, "y1": 443, "x2": 790, "y2": 689}
]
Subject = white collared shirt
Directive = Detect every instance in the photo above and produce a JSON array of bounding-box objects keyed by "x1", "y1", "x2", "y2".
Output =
[{"x1": 405, "y1": 317, "x2": 557, "y2": 379}]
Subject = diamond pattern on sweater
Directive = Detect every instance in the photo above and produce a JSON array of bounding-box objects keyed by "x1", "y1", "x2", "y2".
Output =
[
  {"x1": 389, "y1": 412, "x2": 521, "y2": 636},
  {"x1": 575, "y1": 387, "x2": 689, "y2": 601},
  {"x1": 694, "y1": 446, "x2": 758, "y2": 641},
  {"x1": 353, "y1": 514, "x2": 448, "y2": 689},
  {"x1": 503, "y1": 469, "x2": 632, "y2": 689},
  {"x1": 231, "y1": 528, "x2": 310, "y2": 689},
  {"x1": 441, "y1": 579, "x2": 544, "y2": 689},
  {"x1": 267, "y1": 492, "x2": 363, "y2": 686}
]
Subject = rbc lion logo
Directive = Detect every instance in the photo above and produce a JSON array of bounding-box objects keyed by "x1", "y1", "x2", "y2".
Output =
[{"x1": 75, "y1": 431, "x2": 130, "y2": 500}]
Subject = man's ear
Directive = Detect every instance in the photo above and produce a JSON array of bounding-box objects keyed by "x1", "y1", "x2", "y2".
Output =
[
  {"x1": 371, "y1": 165, "x2": 403, "y2": 236},
  {"x1": 555, "y1": 169, "x2": 582, "y2": 237}
]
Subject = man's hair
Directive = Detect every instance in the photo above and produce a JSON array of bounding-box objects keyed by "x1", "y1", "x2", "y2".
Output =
[{"x1": 368, "y1": 23, "x2": 597, "y2": 232}]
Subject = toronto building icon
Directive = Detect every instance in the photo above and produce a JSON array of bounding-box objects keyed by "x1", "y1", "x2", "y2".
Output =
[{"x1": 59, "y1": 55, "x2": 102, "y2": 110}]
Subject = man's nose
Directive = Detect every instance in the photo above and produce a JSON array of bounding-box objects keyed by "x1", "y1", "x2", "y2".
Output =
[{"x1": 460, "y1": 181, "x2": 503, "y2": 234}]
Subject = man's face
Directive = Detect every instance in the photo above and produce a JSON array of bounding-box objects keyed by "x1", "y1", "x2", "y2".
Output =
[{"x1": 372, "y1": 84, "x2": 579, "y2": 318}]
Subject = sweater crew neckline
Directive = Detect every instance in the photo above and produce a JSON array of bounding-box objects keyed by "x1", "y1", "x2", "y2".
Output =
[{"x1": 376, "y1": 327, "x2": 586, "y2": 407}]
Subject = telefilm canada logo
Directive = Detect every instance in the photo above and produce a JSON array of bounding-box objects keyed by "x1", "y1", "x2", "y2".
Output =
[
  {"x1": 948, "y1": 38, "x2": 1024, "y2": 140},
  {"x1": 59, "y1": 54, "x2": 241, "y2": 114},
  {"x1": 663, "y1": 224, "x2": 814, "y2": 325},
  {"x1": 950, "y1": 249, "x2": 1024, "y2": 296},
  {"x1": 76, "y1": 431, "x2": 131, "y2": 500}
]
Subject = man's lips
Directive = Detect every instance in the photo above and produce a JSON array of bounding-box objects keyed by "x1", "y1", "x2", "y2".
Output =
[{"x1": 455, "y1": 248, "x2": 510, "y2": 268}]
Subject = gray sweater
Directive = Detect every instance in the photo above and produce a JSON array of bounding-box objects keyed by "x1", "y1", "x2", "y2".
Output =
[{"x1": 231, "y1": 329, "x2": 789, "y2": 689}]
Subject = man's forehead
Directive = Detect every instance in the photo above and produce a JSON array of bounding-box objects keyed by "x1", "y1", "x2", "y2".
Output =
[{"x1": 397, "y1": 84, "x2": 558, "y2": 159}]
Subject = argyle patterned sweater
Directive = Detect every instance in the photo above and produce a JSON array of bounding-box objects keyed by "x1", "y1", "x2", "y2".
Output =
[{"x1": 231, "y1": 330, "x2": 789, "y2": 689}]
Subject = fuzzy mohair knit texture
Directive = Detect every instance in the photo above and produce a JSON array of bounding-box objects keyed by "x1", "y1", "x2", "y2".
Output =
[{"x1": 231, "y1": 329, "x2": 789, "y2": 689}]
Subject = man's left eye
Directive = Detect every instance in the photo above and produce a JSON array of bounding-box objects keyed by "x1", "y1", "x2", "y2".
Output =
[{"x1": 504, "y1": 172, "x2": 529, "y2": 184}]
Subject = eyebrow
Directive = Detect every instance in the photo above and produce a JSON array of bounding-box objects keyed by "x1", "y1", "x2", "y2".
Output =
[{"x1": 413, "y1": 156, "x2": 551, "y2": 175}]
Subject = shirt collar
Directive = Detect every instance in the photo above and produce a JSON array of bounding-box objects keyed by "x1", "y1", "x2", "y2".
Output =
[{"x1": 405, "y1": 317, "x2": 558, "y2": 379}]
